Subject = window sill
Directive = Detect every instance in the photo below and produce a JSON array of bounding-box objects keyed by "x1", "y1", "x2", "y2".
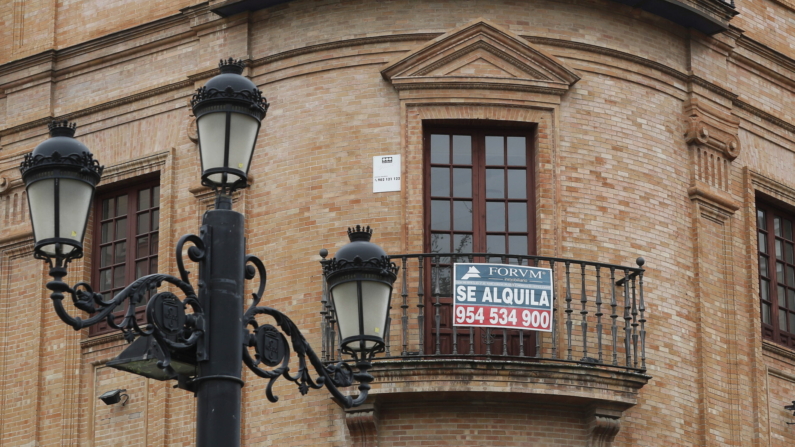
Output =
[{"x1": 763, "y1": 339, "x2": 795, "y2": 363}]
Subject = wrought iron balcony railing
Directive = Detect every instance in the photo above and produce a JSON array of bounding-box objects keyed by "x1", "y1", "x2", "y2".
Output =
[{"x1": 320, "y1": 253, "x2": 646, "y2": 373}]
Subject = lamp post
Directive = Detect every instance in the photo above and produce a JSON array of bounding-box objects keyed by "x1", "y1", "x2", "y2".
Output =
[{"x1": 20, "y1": 58, "x2": 398, "y2": 447}]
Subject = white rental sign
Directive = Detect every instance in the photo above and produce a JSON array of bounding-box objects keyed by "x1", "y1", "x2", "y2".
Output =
[
  {"x1": 453, "y1": 263, "x2": 554, "y2": 331},
  {"x1": 373, "y1": 154, "x2": 401, "y2": 192}
]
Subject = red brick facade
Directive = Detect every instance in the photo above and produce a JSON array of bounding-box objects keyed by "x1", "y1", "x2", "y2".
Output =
[{"x1": 1, "y1": 0, "x2": 795, "y2": 445}]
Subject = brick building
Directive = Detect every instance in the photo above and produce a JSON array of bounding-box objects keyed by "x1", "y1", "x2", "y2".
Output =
[{"x1": 1, "y1": 0, "x2": 794, "y2": 445}]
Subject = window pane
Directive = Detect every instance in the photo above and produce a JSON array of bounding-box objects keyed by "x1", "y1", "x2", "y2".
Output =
[
  {"x1": 788, "y1": 266, "x2": 795, "y2": 286},
  {"x1": 760, "y1": 255, "x2": 769, "y2": 277},
  {"x1": 509, "y1": 235, "x2": 528, "y2": 256},
  {"x1": 116, "y1": 195, "x2": 128, "y2": 216},
  {"x1": 102, "y1": 198, "x2": 114, "y2": 220},
  {"x1": 506, "y1": 137, "x2": 526, "y2": 166},
  {"x1": 137, "y1": 212, "x2": 150, "y2": 234},
  {"x1": 780, "y1": 309, "x2": 788, "y2": 332},
  {"x1": 153, "y1": 186, "x2": 160, "y2": 208},
  {"x1": 508, "y1": 203, "x2": 528, "y2": 232},
  {"x1": 101, "y1": 245, "x2": 112, "y2": 267},
  {"x1": 150, "y1": 257, "x2": 158, "y2": 275},
  {"x1": 138, "y1": 188, "x2": 150, "y2": 211},
  {"x1": 487, "y1": 235, "x2": 505, "y2": 254},
  {"x1": 101, "y1": 222, "x2": 112, "y2": 243},
  {"x1": 454, "y1": 234, "x2": 473, "y2": 253},
  {"x1": 778, "y1": 262, "x2": 784, "y2": 280},
  {"x1": 114, "y1": 241, "x2": 126, "y2": 264},
  {"x1": 775, "y1": 217, "x2": 781, "y2": 237},
  {"x1": 776, "y1": 240, "x2": 783, "y2": 260},
  {"x1": 151, "y1": 233, "x2": 159, "y2": 255},
  {"x1": 100, "y1": 269, "x2": 111, "y2": 292},
  {"x1": 114, "y1": 267, "x2": 126, "y2": 288},
  {"x1": 453, "y1": 168, "x2": 472, "y2": 198},
  {"x1": 434, "y1": 265, "x2": 452, "y2": 295},
  {"x1": 452, "y1": 135, "x2": 471, "y2": 164},
  {"x1": 116, "y1": 218, "x2": 127, "y2": 240},
  {"x1": 430, "y1": 135, "x2": 449, "y2": 164},
  {"x1": 757, "y1": 209, "x2": 766, "y2": 229},
  {"x1": 786, "y1": 242, "x2": 794, "y2": 264},
  {"x1": 789, "y1": 312, "x2": 795, "y2": 334},
  {"x1": 136, "y1": 260, "x2": 148, "y2": 279},
  {"x1": 137, "y1": 236, "x2": 149, "y2": 258},
  {"x1": 486, "y1": 202, "x2": 505, "y2": 232},
  {"x1": 453, "y1": 201, "x2": 472, "y2": 231},
  {"x1": 485, "y1": 136, "x2": 503, "y2": 165},
  {"x1": 152, "y1": 209, "x2": 160, "y2": 231},
  {"x1": 486, "y1": 169, "x2": 504, "y2": 198},
  {"x1": 431, "y1": 200, "x2": 450, "y2": 230},
  {"x1": 785, "y1": 219, "x2": 793, "y2": 240},
  {"x1": 761, "y1": 279, "x2": 770, "y2": 302},
  {"x1": 789, "y1": 289, "x2": 795, "y2": 310},
  {"x1": 763, "y1": 302, "x2": 771, "y2": 324},
  {"x1": 430, "y1": 233, "x2": 450, "y2": 253},
  {"x1": 779, "y1": 285, "x2": 787, "y2": 302},
  {"x1": 507, "y1": 170, "x2": 527, "y2": 199},
  {"x1": 431, "y1": 168, "x2": 450, "y2": 197},
  {"x1": 759, "y1": 233, "x2": 767, "y2": 254}
]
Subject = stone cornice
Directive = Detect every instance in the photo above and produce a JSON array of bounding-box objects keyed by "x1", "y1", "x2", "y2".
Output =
[
  {"x1": 763, "y1": 340, "x2": 795, "y2": 364},
  {"x1": 733, "y1": 99, "x2": 795, "y2": 136},
  {"x1": 412, "y1": 40, "x2": 550, "y2": 80},
  {"x1": 0, "y1": 80, "x2": 193, "y2": 137},
  {"x1": 0, "y1": 14, "x2": 192, "y2": 85},
  {"x1": 522, "y1": 35, "x2": 689, "y2": 82},
  {"x1": 391, "y1": 79, "x2": 570, "y2": 95},
  {"x1": 101, "y1": 150, "x2": 170, "y2": 186},
  {"x1": 382, "y1": 20, "x2": 580, "y2": 86},
  {"x1": 736, "y1": 35, "x2": 795, "y2": 77},
  {"x1": 251, "y1": 33, "x2": 441, "y2": 68},
  {"x1": 750, "y1": 169, "x2": 795, "y2": 205},
  {"x1": 57, "y1": 14, "x2": 190, "y2": 62}
]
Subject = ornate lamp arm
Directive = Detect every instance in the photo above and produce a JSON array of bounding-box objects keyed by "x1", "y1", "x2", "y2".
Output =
[
  {"x1": 44, "y1": 234, "x2": 207, "y2": 366},
  {"x1": 241, "y1": 255, "x2": 372, "y2": 408}
]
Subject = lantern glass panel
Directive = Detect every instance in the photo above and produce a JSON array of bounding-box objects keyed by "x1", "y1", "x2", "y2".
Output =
[
  {"x1": 330, "y1": 281, "x2": 360, "y2": 344},
  {"x1": 60, "y1": 178, "x2": 93, "y2": 246},
  {"x1": 27, "y1": 178, "x2": 56, "y2": 252},
  {"x1": 227, "y1": 113, "x2": 259, "y2": 178},
  {"x1": 197, "y1": 113, "x2": 228, "y2": 183},
  {"x1": 360, "y1": 281, "x2": 391, "y2": 348}
]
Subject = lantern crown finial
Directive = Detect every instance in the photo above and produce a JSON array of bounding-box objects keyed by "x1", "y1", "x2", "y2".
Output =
[
  {"x1": 347, "y1": 225, "x2": 373, "y2": 242},
  {"x1": 48, "y1": 121, "x2": 77, "y2": 138},
  {"x1": 218, "y1": 58, "x2": 245, "y2": 75}
]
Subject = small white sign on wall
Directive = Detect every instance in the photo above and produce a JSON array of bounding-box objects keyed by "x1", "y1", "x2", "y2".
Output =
[{"x1": 373, "y1": 154, "x2": 401, "y2": 193}]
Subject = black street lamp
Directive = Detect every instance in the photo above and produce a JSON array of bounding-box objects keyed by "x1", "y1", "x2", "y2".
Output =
[{"x1": 20, "y1": 58, "x2": 396, "y2": 447}]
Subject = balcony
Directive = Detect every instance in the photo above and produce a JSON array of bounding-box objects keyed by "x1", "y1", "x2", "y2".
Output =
[
  {"x1": 609, "y1": 0, "x2": 738, "y2": 35},
  {"x1": 319, "y1": 253, "x2": 649, "y2": 414}
]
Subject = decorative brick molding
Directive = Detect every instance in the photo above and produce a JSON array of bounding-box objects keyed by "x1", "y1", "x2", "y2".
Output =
[
  {"x1": 586, "y1": 407, "x2": 622, "y2": 447},
  {"x1": 345, "y1": 403, "x2": 378, "y2": 447},
  {"x1": 685, "y1": 98, "x2": 741, "y2": 214},
  {"x1": 381, "y1": 19, "x2": 579, "y2": 95},
  {"x1": 685, "y1": 99, "x2": 741, "y2": 161}
]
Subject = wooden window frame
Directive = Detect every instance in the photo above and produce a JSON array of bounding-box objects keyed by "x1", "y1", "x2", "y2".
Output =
[
  {"x1": 423, "y1": 126, "x2": 537, "y2": 257},
  {"x1": 423, "y1": 125, "x2": 536, "y2": 356},
  {"x1": 758, "y1": 200, "x2": 795, "y2": 349},
  {"x1": 89, "y1": 178, "x2": 160, "y2": 336}
]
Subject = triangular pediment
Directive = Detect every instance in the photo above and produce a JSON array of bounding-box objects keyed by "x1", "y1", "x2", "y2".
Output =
[{"x1": 381, "y1": 19, "x2": 579, "y2": 95}]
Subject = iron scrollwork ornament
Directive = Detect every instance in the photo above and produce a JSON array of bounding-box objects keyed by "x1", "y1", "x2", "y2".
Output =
[
  {"x1": 241, "y1": 255, "x2": 371, "y2": 408},
  {"x1": 45, "y1": 233, "x2": 207, "y2": 370}
]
